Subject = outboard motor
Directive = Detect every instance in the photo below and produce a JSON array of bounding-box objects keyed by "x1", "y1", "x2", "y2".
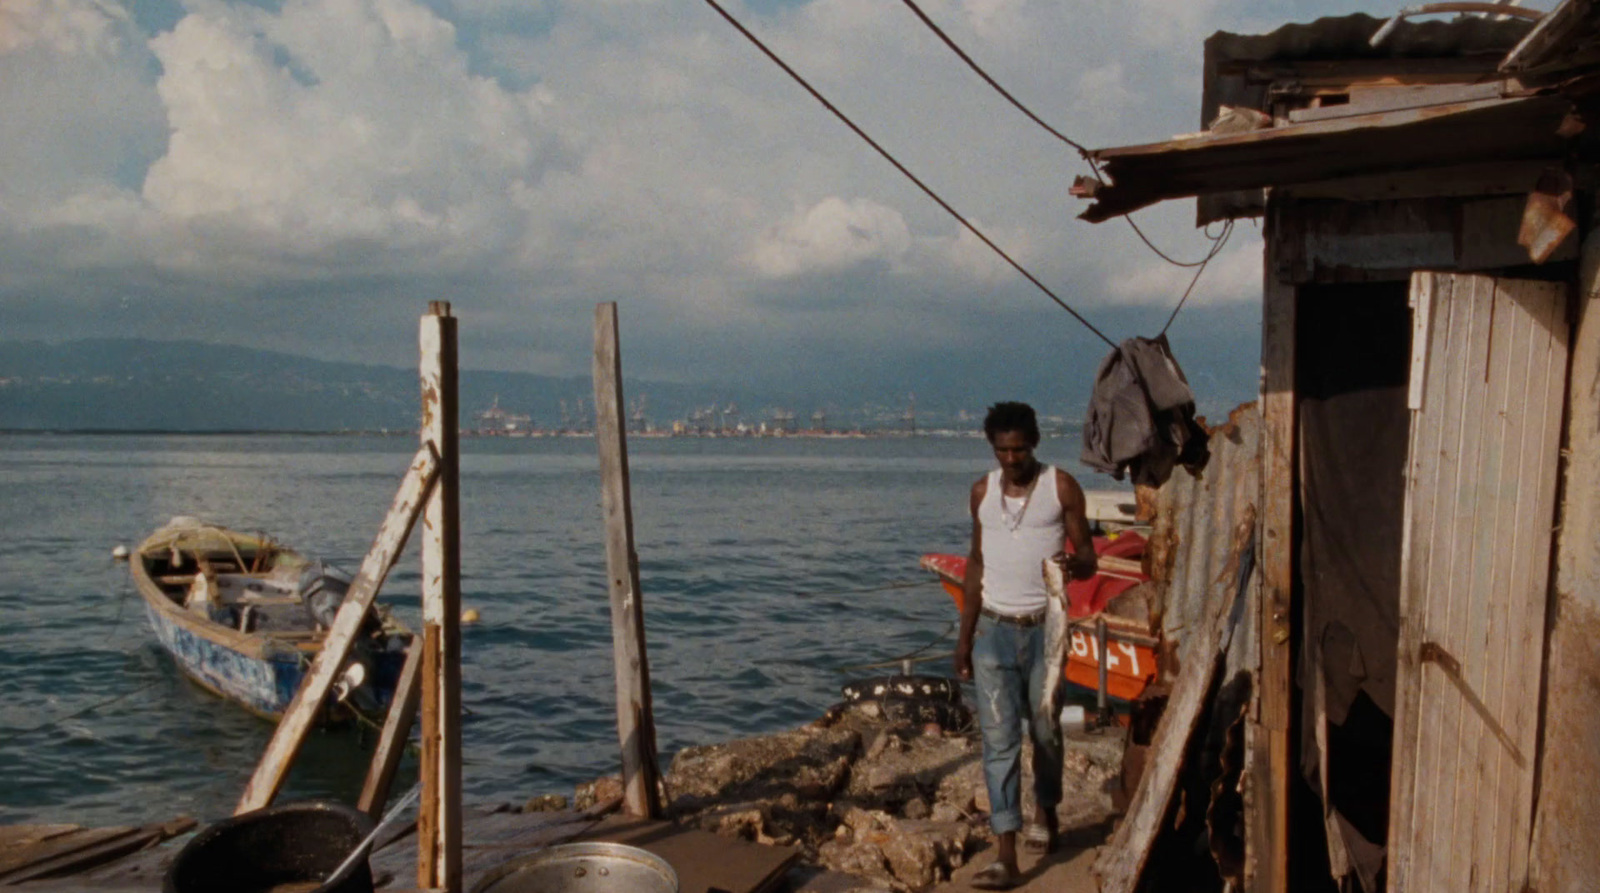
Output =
[{"x1": 299, "y1": 560, "x2": 355, "y2": 630}]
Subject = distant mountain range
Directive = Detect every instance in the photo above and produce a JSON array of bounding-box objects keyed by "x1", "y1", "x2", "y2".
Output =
[
  {"x1": 0, "y1": 339, "x2": 722, "y2": 433},
  {"x1": 0, "y1": 335, "x2": 1260, "y2": 432}
]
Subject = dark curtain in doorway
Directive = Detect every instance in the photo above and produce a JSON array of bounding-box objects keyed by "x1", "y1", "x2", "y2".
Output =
[{"x1": 1296, "y1": 282, "x2": 1408, "y2": 893}]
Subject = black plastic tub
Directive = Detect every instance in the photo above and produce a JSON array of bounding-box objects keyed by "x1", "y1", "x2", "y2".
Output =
[{"x1": 164, "y1": 800, "x2": 375, "y2": 893}]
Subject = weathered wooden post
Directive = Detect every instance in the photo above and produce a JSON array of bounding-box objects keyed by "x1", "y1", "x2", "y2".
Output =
[
  {"x1": 592, "y1": 302, "x2": 664, "y2": 819},
  {"x1": 418, "y1": 301, "x2": 463, "y2": 891},
  {"x1": 357, "y1": 640, "x2": 423, "y2": 819}
]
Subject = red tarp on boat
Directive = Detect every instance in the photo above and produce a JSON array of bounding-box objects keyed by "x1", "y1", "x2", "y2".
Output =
[{"x1": 919, "y1": 532, "x2": 1149, "y2": 618}]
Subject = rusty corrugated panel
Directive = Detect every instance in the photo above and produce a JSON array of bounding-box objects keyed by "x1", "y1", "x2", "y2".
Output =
[
  {"x1": 1206, "y1": 13, "x2": 1531, "y2": 74},
  {"x1": 1192, "y1": 12, "x2": 1534, "y2": 225},
  {"x1": 1145, "y1": 401, "x2": 1261, "y2": 674},
  {"x1": 1502, "y1": 0, "x2": 1600, "y2": 77}
]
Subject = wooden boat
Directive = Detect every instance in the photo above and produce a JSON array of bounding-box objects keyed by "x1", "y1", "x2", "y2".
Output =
[
  {"x1": 130, "y1": 517, "x2": 412, "y2": 723},
  {"x1": 920, "y1": 531, "x2": 1161, "y2": 702}
]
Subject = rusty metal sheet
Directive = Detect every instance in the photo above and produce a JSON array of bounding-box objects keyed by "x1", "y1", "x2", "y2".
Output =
[
  {"x1": 1144, "y1": 402, "x2": 1261, "y2": 677},
  {"x1": 1518, "y1": 168, "x2": 1578, "y2": 263},
  {"x1": 1193, "y1": 11, "x2": 1534, "y2": 225},
  {"x1": 1207, "y1": 13, "x2": 1532, "y2": 80},
  {"x1": 1082, "y1": 94, "x2": 1572, "y2": 223}
]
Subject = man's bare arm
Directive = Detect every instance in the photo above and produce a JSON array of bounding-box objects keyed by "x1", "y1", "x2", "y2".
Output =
[
  {"x1": 954, "y1": 478, "x2": 986, "y2": 680},
  {"x1": 1057, "y1": 468, "x2": 1098, "y2": 580}
]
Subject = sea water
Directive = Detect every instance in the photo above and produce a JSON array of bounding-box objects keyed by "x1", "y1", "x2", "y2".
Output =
[{"x1": 0, "y1": 433, "x2": 1120, "y2": 825}]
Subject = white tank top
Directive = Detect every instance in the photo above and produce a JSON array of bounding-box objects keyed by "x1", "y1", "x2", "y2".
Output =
[{"x1": 978, "y1": 465, "x2": 1064, "y2": 616}]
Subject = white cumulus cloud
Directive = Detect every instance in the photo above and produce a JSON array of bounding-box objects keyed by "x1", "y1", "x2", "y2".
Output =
[
  {"x1": 1105, "y1": 232, "x2": 1264, "y2": 307},
  {"x1": 137, "y1": 0, "x2": 555, "y2": 272},
  {"x1": 1, "y1": 0, "x2": 1382, "y2": 372},
  {"x1": 748, "y1": 196, "x2": 912, "y2": 277}
]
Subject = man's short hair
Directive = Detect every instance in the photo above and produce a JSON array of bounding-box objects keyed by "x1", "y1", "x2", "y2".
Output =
[{"x1": 984, "y1": 401, "x2": 1040, "y2": 445}]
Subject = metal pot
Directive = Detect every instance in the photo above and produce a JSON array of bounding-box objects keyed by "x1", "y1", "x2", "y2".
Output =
[
  {"x1": 164, "y1": 800, "x2": 375, "y2": 893},
  {"x1": 472, "y1": 842, "x2": 679, "y2": 893}
]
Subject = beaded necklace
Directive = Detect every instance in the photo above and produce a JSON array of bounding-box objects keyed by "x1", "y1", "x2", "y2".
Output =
[{"x1": 999, "y1": 467, "x2": 1041, "y2": 533}]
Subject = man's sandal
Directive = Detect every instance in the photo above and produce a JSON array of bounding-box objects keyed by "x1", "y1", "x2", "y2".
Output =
[
  {"x1": 1022, "y1": 823, "x2": 1055, "y2": 853},
  {"x1": 971, "y1": 861, "x2": 1020, "y2": 891}
]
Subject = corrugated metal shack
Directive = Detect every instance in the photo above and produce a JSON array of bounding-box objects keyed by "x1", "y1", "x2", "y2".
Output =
[{"x1": 1078, "y1": 5, "x2": 1600, "y2": 893}]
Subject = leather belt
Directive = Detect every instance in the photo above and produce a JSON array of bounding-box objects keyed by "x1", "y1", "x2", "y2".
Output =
[{"x1": 981, "y1": 607, "x2": 1047, "y2": 627}]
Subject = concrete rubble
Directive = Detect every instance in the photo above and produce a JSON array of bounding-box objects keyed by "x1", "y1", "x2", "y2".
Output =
[{"x1": 553, "y1": 700, "x2": 1126, "y2": 892}]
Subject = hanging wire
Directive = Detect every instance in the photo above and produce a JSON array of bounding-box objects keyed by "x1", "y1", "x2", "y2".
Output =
[
  {"x1": 895, "y1": 0, "x2": 1228, "y2": 271},
  {"x1": 1159, "y1": 218, "x2": 1235, "y2": 335},
  {"x1": 834, "y1": 620, "x2": 956, "y2": 672},
  {"x1": 895, "y1": 0, "x2": 1094, "y2": 160},
  {"x1": 702, "y1": 0, "x2": 1120, "y2": 351}
]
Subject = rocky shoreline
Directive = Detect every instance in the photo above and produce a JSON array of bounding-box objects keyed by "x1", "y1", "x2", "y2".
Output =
[{"x1": 530, "y1": 699, "x2": 1128, "y2": 891}]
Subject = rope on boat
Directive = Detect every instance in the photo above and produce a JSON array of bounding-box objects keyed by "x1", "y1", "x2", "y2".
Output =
[
  {"x1": 14, "y1": 679, "x2": 163, "y2": 735},
  {"x1": 839, "y1": 651, "x2": 956, "y2": 672},
  {"x1": 834, "y1": 620, "x2": 956, "y2": 673},
  {"x1": 800, "y1": 578, "x2": 936, "y2": 598}
]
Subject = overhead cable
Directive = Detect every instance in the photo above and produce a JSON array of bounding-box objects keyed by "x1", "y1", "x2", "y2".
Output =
[
  {"x1": 1160, "y1": 219, "x2": 1235, "y2": 335},
  {"x1": 702, "y1": 0, "x2": 1120, "y2": 351},
  {"x1": 895, "y1": 0, "x2": 1228, "y2": 270},
  {"x1": 896, "y1": 0, "x2": 1094, "y2": 160}
]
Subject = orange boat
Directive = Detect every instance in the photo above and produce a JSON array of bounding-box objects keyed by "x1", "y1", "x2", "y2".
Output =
[{"x1": 919, "y1": 532, "x2": 1160, "y2": 702}]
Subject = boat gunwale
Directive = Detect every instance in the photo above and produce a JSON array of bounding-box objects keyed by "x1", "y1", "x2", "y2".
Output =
[{"x1": 130, "y1": 525, "x2": 318, "y2": 661}]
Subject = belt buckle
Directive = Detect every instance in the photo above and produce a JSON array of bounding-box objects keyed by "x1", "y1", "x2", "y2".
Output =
[{"x1": 986, "y1": 607, "x2": 1044, "y2": 626}]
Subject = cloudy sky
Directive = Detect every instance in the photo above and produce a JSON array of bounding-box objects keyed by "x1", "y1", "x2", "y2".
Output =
[{"x1": 2, "y1": 0, "x2": 1454, "y2": 400}]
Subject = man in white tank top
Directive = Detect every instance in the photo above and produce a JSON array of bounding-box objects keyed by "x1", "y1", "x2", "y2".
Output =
[{"x1": 954, "y1": 402, "x2": 1097, "y2": 888}]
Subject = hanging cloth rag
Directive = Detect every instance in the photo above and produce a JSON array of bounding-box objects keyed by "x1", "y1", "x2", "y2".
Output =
[{"x1": 1080, "y1": 334, "x2": 1209, "y2": 486}]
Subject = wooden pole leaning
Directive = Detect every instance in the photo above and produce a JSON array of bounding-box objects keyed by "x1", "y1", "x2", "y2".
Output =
[
  {"x1": 592, "y1": 302, "x2": 663, "y2": 819},
  {"x1": 357, "y1": 638, "x2": 424, "y2": 820},
  {"x1": 417, "y1": 302, "x2": 463, "y2": 892},
  {"x1": 236, "y1": 445, "x2": 441, "y2": 815}
]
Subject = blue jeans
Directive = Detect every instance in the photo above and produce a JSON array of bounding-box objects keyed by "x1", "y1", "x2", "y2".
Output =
[{"x1": 972, "y1": 613, "x2": 1064, "y2": 835}]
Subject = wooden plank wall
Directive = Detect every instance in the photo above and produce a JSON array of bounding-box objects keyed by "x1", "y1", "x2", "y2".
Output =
[
  {"x1": 1529, "y1": 218, "x2": 1600, "y2": 893},
  {"x1": 1387, "y1": 273, "x2": 1569, "y2": 893},
  {"x1": 1271, "y1": 195, "x2": 1576, "y2": 284}
]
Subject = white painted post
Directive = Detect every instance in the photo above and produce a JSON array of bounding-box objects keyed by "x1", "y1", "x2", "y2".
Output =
[
  {"x1": 236, "y1": 446, "x2": 440, "y2": 814},
  {"x1": 418, "y1": 302, "x2": 463, "y2": 892}
]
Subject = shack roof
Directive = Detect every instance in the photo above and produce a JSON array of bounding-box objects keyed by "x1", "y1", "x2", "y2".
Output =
[
  {"x1": 1080, "y1": 9, "x2": 1594, "y2": 223},
  {"x1": 1503, "y1": 0, "x2": 1600, "y2": 78},
  {"x1": 1080, "y1": 93, "x2": 1573, "y2": 222},
  {"x1": 1206, "y1": 11, "x2": 1529, "y2": 70}
]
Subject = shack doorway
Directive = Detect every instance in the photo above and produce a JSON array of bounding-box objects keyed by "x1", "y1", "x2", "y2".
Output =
[
  {"x1": 1386, "y1": 272, "x2": 1570, "y2": 893},
  {"x1": 1296, "y1": 281, "x2": 1410, "y2": 893}
]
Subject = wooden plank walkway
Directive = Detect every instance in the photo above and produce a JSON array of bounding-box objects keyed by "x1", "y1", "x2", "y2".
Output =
[
  {"x1": 0, "y1": 819, "x2": 195, "y2": 888},
  {"x1": 5, "y1": 806, "x2": 797, "y2": 893}
]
